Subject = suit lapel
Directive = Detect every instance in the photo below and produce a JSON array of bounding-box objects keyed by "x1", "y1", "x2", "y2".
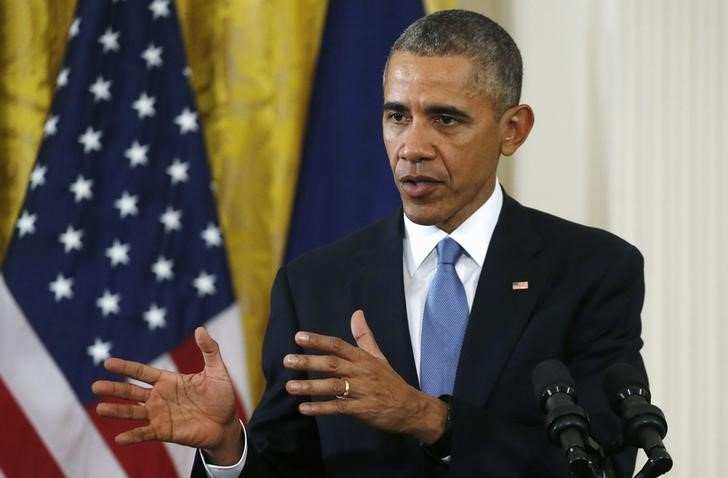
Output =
[
  {"x1": 348, "y1": 211, "x2": 420, "y2": 389},
  {"x1": 454, "y1": 191, "x2": 552, "y2": 406}
]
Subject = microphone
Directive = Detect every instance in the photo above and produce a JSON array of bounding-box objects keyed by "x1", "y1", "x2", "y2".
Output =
[
  {"x1": 603, "y1": 363, "x2": 673, "y2": 478},
  {"x1": 532, "y1": 359, "x2": 597, "y2": 477}
]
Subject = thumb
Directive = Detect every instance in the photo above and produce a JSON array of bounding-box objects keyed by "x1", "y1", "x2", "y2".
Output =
[
  {"x1": 351, "y1": 310, "x2": 386, "y2": 361},
  {"x1": 195, "y1": 326, "x2": 225, "y2": 370}
]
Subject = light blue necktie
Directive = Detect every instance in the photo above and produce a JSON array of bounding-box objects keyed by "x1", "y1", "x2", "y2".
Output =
[{"x1": 420, "y1": 237, "x2": 469, "y2": 397}]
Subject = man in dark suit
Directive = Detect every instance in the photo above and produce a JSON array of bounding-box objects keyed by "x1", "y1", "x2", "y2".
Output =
[{"x1": 93, "y1": 9, "x2": 646, "y2": 477}]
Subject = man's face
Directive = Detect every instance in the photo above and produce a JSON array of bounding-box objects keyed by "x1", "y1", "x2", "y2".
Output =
[{"x1": 383, "y1": 52, "x2": 507, "y2": 233}]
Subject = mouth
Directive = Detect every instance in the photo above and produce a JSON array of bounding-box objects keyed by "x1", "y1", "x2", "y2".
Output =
[{"x1": 398, "y1": 174, "x2": 442, "y2": 198}]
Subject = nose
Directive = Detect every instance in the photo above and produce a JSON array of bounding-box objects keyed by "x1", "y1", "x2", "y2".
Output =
[{"x1": 398, "y1": 120, "x2": 435, "y2": 162}]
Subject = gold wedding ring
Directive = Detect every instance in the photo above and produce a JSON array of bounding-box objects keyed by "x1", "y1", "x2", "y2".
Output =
[{"x1": 335, "y1": 378, "x2": 350, "y2": 400}]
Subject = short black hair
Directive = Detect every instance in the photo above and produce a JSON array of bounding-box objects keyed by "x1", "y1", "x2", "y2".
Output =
[{"x1": 386, "y1": 9, "x2": 522, "y2": 114}]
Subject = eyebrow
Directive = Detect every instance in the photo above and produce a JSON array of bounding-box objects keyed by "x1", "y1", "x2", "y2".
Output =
[
  {"x1": 382, "y1": 101, "x2": 472, "y2": 122},
  {"x1": 383, "y1": 101, "x2": 407, "y2": 112},
  {"x1": 425, "y1": 105, "x2": 472, "y2": 122}
]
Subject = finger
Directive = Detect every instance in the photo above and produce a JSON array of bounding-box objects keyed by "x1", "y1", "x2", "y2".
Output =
[
  {"x1": 294, "y1": 331, "x2": 359, "y2": 360},
  {"x1": 115, "y1": 425, "x2": 159, "y2": 446},
  {"x1": 350, "y1": 310, "x2": 386, "y2": 361},
  {"x1": 96, "y1": 402, "x2": 148, "y2": 421},
  {"x1": 195, "y1": 326, "x2": 224, "y2": 370},
  {"x1": 286, "y1": 377, "x2": 351, "y2": 398},
  {"x1": 283, "y1": 353, "x2": 354, "y2": 376},
  {"x1": 297, "y1": 399, "x2": 350, "y2": 417},
  {"x1": 92, "y1": 380, "x2": 151, "y2": 402},
  {"x1": 104, "y1": 357, "x2": 162, "y2": 385}
]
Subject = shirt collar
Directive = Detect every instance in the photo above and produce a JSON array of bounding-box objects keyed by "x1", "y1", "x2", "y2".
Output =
[{"x1": 403, "y1": 180, "x2": 503, "y2": 273}]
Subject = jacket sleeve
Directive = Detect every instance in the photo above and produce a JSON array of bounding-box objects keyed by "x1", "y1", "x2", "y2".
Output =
[{"x1": 241, "y1": 266, "x2": 325, "y2": 477}]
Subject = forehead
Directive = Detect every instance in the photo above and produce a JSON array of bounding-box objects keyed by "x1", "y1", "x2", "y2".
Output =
[{"x1": 384, "y1": 52, "x2": 480, "y2": 102}]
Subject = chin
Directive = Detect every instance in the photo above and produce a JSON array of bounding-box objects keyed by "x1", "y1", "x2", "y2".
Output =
[{"x1": 402, "y1": 207, "x2": 441, "y2": 227}]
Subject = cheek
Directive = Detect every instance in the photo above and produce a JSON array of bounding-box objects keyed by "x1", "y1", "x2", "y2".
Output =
[
  {"x1": 443, "y1": 148, "x2": 494, "y2": 187},
  {"x1": 382, "y1": 126, "x2": 396, "y2": 146},
  {"x1": 382, "y1": 137, "x2": 399, "y2": 170}
]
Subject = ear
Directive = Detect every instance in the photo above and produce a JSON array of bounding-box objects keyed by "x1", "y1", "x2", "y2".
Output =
[{"x1": 499, "y1": 104, "x2": 535, "y2": 156}]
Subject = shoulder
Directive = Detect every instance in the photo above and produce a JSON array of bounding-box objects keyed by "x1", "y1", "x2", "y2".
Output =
[
  {"x1": 513, "y1": 198, "x2": 643, "y2": 271},
  {"x1": 534, "y1": 207, "x2": 635, "y2": 250}
]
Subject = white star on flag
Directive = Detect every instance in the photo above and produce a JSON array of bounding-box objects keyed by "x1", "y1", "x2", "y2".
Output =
[
  {"x1": 149, "y1": 0, "x2": 171, "y2": 19},
  {"x1": 105, "y1": 240, "x2": 130, "y2": 267},
  {"x1": 87, "y1": 338, "x2": 112, "y2": 365},
  {"x1": 96, "y1": 290, "x2": 121, "y2": 317},
  {"x1": 124, "y1": 140, "x2": 149, "y2": 167},
  {"x1": 98, "y1": 27, "x2": 120, "y2": 52},
  {"x1": 16, "y1": 211, "x2": 37, "y2": 237},
  {"x1": 132, "y1": 92, "x2": 156, "y2": 119},
  {"x1": 69, "y1": 17, "x2": 81, "y2": 38},
  {"x1": 193, "y1": 271, "x2": 216, "y2": 297},
  {"x1": 143, "y1": 304, "x2": 167, "y2": 330},
  {"x1": 59, "y1": 226, "x2": 84, "y2": 253},
  {"x1": 114, "y1": 191, "x2": 139, "y2": 218},
  {"x1": 141, "y1": 43, "x2": 163, "y2": 68},
  {"x1": 78, "y1": 126, "x2": 102, "y2": 153},
  {"x1": 69, "y1": 175, "x2": 93, "y2": 202},
  {"x1": 30, "y1": 164, "x2": 47, "y2": 189},
  {"x1": 151, "y1": 256, "x2": 174, "y2": 281},
  {"x1": 160, "y1": 207, "x2": 182, "y2": 232},
  {"x1": 167, "y1": 159, "x2": 189, "y2": 184},
  {"x1": 174, "y1": 107, "x2": 198, "y2": 134},
  {"x1": 201, "y1": 224, "x2": 222, "y2": 247},
  {"x1": 49, "y1": 274, "x2": 74, "y2": 301},
  {"x1": 44, "y1": 115, "x2": 59, "y2": 137},
  {"x1": 56, "y1": 68, "x2": 70, "y2": 90},
  {"x1": 89, "y1": 76, "x2": 112, "y2": 102}
]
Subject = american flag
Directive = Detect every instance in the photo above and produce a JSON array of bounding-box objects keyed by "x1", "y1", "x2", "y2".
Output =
[{"x1": 0, "y1": 1, "x2": 251, "y2": 476}]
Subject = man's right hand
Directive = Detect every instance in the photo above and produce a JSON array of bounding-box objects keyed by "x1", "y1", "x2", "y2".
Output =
[{"x1": 91, "y1": 326, "x2": 244, "y2": 465}]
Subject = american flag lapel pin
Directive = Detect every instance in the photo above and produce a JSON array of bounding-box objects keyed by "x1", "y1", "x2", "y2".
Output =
[{"x1": 512, "y1": 281, "x2": 529, "y2": 291}]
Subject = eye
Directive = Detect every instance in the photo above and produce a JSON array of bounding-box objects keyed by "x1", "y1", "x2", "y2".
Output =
[
  {"x1": 385, "y1": 111, "x2": 410, "y2": 125},
  {"x1": 388, "y1": 112, "x2": 406, "y2": 122},
  {"x1": 436, "y1": 115, "x2": 458, "y2": 126}
]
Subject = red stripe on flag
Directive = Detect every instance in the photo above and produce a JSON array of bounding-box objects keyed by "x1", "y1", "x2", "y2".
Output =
[
  {"x1": 0, "y1": 379, "x2": 65, "y2": 478},
  {"x1": 170, "y1": 334, "x2": 248, "y2": 423},
  {"x1": 88, "y1": 398, "x2": 179, "y2": 477}
]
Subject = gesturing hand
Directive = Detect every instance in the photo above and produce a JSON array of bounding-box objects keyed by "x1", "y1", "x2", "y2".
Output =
[
  {"x1": 284, "y1": 310, "x2": 447, "y2": 445},
  {"x1": 91, "y1": 327, "x2": 243, "y2": 465}
]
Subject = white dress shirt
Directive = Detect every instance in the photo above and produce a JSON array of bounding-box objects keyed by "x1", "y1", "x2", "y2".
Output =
[{"x1": 204, "y1": 182, "x2": 504, "y2": 477}]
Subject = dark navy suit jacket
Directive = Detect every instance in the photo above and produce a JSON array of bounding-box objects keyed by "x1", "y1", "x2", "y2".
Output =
[{"x1": 193, "y1": 191, "x2": 645, "y2": 477}]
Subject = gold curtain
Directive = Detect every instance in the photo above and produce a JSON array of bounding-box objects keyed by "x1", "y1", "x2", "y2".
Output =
[
  {"x1": 0, "y1": 0, "x2": 76, "y2": 260},
  {"x1": 425, "y1": 0, "x2": 458, "y2": 13},
  {"x1": 175, "y1": 0, "x2": 328, "y2": 402}
]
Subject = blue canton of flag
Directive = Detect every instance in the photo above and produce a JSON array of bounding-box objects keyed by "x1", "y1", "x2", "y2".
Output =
[{"x1": 0, "y1": 1, "x2": 249, "y2": 476}]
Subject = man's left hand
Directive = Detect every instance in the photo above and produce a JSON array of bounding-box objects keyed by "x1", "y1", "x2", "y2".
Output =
[{"x1": 283, "y1": 310, "x2": 447, "y2": 445}]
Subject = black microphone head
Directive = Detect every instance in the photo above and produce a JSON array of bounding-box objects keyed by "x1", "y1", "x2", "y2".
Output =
[
  {"x1": 532, "y1": 359, "x2": 576, "y2": 407},
  {"x1": 603, "y1": 362, "x2": 650, "y2": 412}
]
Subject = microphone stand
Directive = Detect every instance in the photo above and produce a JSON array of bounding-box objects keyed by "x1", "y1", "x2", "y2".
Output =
[
  {"x1": 596, "y1": 436, "x2": 672, "y2": 478},
  {"x1": 633, "y1": 446, "x2": 673, "y2": 478},
  {"x1": 572, "y1": 435, "x2": 620, "y2": 478}
]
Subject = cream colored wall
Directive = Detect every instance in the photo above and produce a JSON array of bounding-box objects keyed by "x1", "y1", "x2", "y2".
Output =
[{"x1": 460, "y1": 1, "x2": 728, "y2": 476}]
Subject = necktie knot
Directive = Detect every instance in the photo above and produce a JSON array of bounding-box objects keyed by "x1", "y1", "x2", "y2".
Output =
[{"x1": 436, "y1": 237, "x2": 463, "y2": 265}]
